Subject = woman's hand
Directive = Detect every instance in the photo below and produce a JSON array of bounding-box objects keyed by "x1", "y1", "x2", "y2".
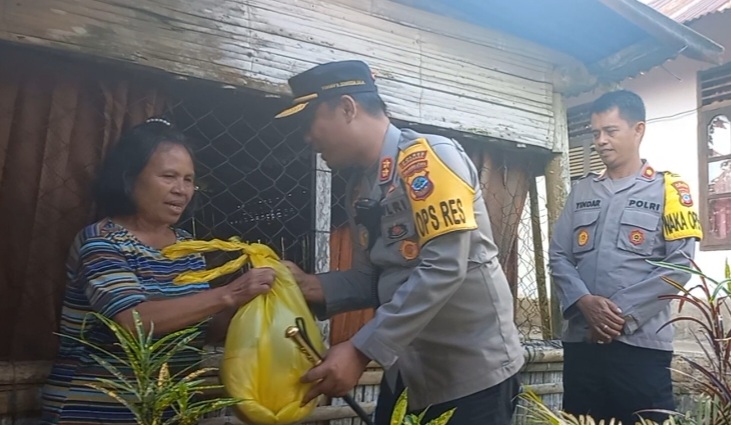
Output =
[{"x1": 223, "y1": 267, "x2": 275, "y2": 307}]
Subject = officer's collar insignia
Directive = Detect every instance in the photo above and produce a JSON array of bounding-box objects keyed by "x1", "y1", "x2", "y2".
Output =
[
  {"x1": 380, "y1": 157, "x2": 394, "y2": 183},
  {"x1": 594, "y1": 169, "x2": 608, "y2": 181},
  {"x1": 593, "y1": 164, "x2": 656, "y2": 181},
  {"x1": 641, "y1": 164, "x2": 655, "y2": 180}
]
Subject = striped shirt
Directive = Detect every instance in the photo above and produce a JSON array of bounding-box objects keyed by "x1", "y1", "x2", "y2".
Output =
[{"x1": 41, "y1": 219, "x2": 210, "y2": 424}]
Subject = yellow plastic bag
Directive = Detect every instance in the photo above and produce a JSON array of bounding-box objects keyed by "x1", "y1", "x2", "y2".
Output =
[{"x1": 162, "y1": 239, "x2": 326, "y2": 425}]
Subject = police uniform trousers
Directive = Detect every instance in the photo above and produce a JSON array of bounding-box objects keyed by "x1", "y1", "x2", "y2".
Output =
[
  {"x1": 563, "y1": 341, "x2": 674, "y2": 425},
  {"x1": 374, "y1": 374, "x2": 521, "y2": 425}
]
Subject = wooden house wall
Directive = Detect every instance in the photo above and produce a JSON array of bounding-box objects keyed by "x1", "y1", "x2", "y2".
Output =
[{"x1": 0, "y1": 0, "x2": 570, "y2": 150}]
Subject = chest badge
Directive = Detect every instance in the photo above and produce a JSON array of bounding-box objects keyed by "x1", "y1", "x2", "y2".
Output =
[
  {"x1": 399, "y1": 240, "x2": 420, "y2": 260},
  {"x1": 577, "y1": 229, "x2": 590, "y2": 247},
  {"x1": 388, "y1": 223, "x2": 408, "y2": 240},
  {"x1": 629, "y1": 229, "x2": 645, "y2": 246}
]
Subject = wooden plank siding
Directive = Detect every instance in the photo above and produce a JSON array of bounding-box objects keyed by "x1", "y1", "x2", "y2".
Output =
[{"x1": 0, "y1": 0, "x2": 565, "y2": 149}]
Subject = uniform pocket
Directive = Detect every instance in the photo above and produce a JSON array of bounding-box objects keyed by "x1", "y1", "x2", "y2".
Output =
[
  {"x1": 573, "y1": 210, "x2": 601, "y2": 254},
  {"x1": 617, "y1": 209, "x2": 660, "y2": 256}
]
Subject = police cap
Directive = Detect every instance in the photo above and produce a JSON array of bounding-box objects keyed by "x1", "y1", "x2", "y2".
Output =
[{"x1": 275, "y1": 60, "x2": 377, "y2": 119}]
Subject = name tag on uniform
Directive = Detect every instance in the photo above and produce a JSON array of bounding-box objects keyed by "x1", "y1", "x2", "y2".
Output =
[
  {"x1": 627, "y1": 199, "x2": 661, "y2": 212},
  {"x1": 381, "y1": 187, "x2": 415, "y2": 245},
  {"x1": 575, "y1": 200, "x2": 601, "y2": 210}
]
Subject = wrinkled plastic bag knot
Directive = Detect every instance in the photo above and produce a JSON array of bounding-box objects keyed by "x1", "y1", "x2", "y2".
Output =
[{"x1": 163, "y1": 238, "x2": 326, "y2": 425}]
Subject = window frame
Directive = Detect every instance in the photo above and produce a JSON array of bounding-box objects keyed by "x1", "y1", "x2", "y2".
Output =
[
  {"x1": 698, "y1": 104, "x2": 731, "y2": 251},
  {"x1": 697, "y1": 60, "x2": 731, "y2": 251}
]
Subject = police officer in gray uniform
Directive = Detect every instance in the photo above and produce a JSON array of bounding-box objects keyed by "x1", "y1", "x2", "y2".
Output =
[
  {"x1": 276, "y1": 60, "x2": 524, "y2": 425},
  {"x1": 550, "y1": 90, "x2": 702, "y2": 425}
]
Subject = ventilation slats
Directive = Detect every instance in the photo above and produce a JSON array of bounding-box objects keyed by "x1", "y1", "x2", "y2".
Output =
[
  {"x1": 568, "y1": 104, "x2": 603, "y2": 179},
  {"x1": 701, "y1": 62, "x2": 731, "y2": 107}
]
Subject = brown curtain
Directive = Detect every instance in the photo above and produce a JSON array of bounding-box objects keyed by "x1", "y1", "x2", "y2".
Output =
[
  {"x1": 327, "y1": 145, "x2": 532, "y2": 344},
  {"x1": 0, "y1": 46, "x2": 168, "y2": 361},
  {"x1": 470, "y1": 146, "x2": 532, "y2": 300}
]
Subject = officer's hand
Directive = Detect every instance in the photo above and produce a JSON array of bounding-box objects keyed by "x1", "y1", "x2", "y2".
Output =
[
  {"x1": 300, "y1": 341, "x2": 370, "y2": 405},
  {"x1": 588, "y1": 328, "x2": 613, "y2": 345},
  {"x1": 577, "y1": 295, "x2": 624, "y2": 341},
  {"x1": 281, "y1": 260, "x2": 325, "y2": 303}
]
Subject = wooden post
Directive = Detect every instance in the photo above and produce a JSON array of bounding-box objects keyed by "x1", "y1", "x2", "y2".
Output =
[
  {"x1": 529, "y1": 176, "x2": 551, "y2": 340},
  {"x1": 313, "y1": 153, "x2": 332, "y2": 344},
  {"x1": 545, "y1": 92, "x2": 571, "y2": 340}
]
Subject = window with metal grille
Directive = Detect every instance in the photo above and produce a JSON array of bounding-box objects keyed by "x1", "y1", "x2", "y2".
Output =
[
  {"x1": 161, "y1": 83, "x2": 321, "y2": 276},
  {"x1": 698, "y1": 61, "x2": 731, "y2": 251},
  {"x1": 568, "y1": 103, "x2": 604, "y2": 181}
]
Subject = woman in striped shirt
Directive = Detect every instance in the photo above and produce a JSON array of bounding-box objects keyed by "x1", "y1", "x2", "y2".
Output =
[{"x1": 40, "y1": 118, "x2": 275, "y2": 424}]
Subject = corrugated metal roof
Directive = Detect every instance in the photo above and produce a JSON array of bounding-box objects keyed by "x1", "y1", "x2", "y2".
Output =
[
  {"x1": 642, "y1": 0, "x2": 731, "y2": 22},
  {"x1": 390, "y1": 0, "x2": 725, "y2": 95}
]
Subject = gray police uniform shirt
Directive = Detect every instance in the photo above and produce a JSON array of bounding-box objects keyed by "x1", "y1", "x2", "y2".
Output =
[
  {"x1": 315, "y1": 124, "x2": 524, "y2": 410},
  {"x1": 549, "y1": 162, "x2": 697, "y2": 351}
]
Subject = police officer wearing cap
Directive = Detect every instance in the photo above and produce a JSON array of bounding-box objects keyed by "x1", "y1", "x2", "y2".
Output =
[
  {"x1": 549, "y1": 90, "x2": 702, "y2": 425},
  {"x1": 278, "y1": 60, "x2": 524, "y2": 425}
]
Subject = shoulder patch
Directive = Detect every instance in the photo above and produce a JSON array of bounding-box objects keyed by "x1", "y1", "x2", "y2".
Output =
[
  {"x1": 396, "y1": 138, "x2": 477, "y2": 246},
  {"x1": 641, "y1": 166, "x2": 656, "y2": 179},
  {"x1": 662, "y1": 173, "x2": 703, "y2": 241}
]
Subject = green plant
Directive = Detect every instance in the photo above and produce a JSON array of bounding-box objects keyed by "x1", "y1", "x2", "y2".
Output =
[
  {"x1": 519, "y1": 256, "x2": 731, "y2": 425},
  {"x1": 520, "y1": 387, "x2": 726, "y2": 425},
  {"x1": 59, "y1": 310, "x2": 240, "y2": 425},
  {"x1": 649, "y1": 257, "x2": 731, "y2": 425},
  {"x1": 390, "y1": 389, "x2": 455, "y2": 425},
  {"x1": 519, "y1": 388, "x2": 626, "y2": 425}
]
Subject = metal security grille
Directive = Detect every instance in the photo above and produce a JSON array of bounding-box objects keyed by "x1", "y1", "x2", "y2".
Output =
[
  {"x1": 164, "y1": 83, "x2": 319, "y2": 276},
  {"x1": 332, "y1": 168, "x2": 355, "y2": 230},
  {"x1": 515, "y1": 176, "x2": 553, "y2": 341}
]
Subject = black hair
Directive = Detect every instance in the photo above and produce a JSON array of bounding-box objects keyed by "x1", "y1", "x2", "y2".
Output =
[
  {"x1": 590, "y1": 90, "x2": 646, "y2": 124},
  {"x1": 324, "y1": 92, "x2": 388, "y2": 116},
  {"x1": 93, "y1": 117, "x2": 195, "y2": 217}
]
